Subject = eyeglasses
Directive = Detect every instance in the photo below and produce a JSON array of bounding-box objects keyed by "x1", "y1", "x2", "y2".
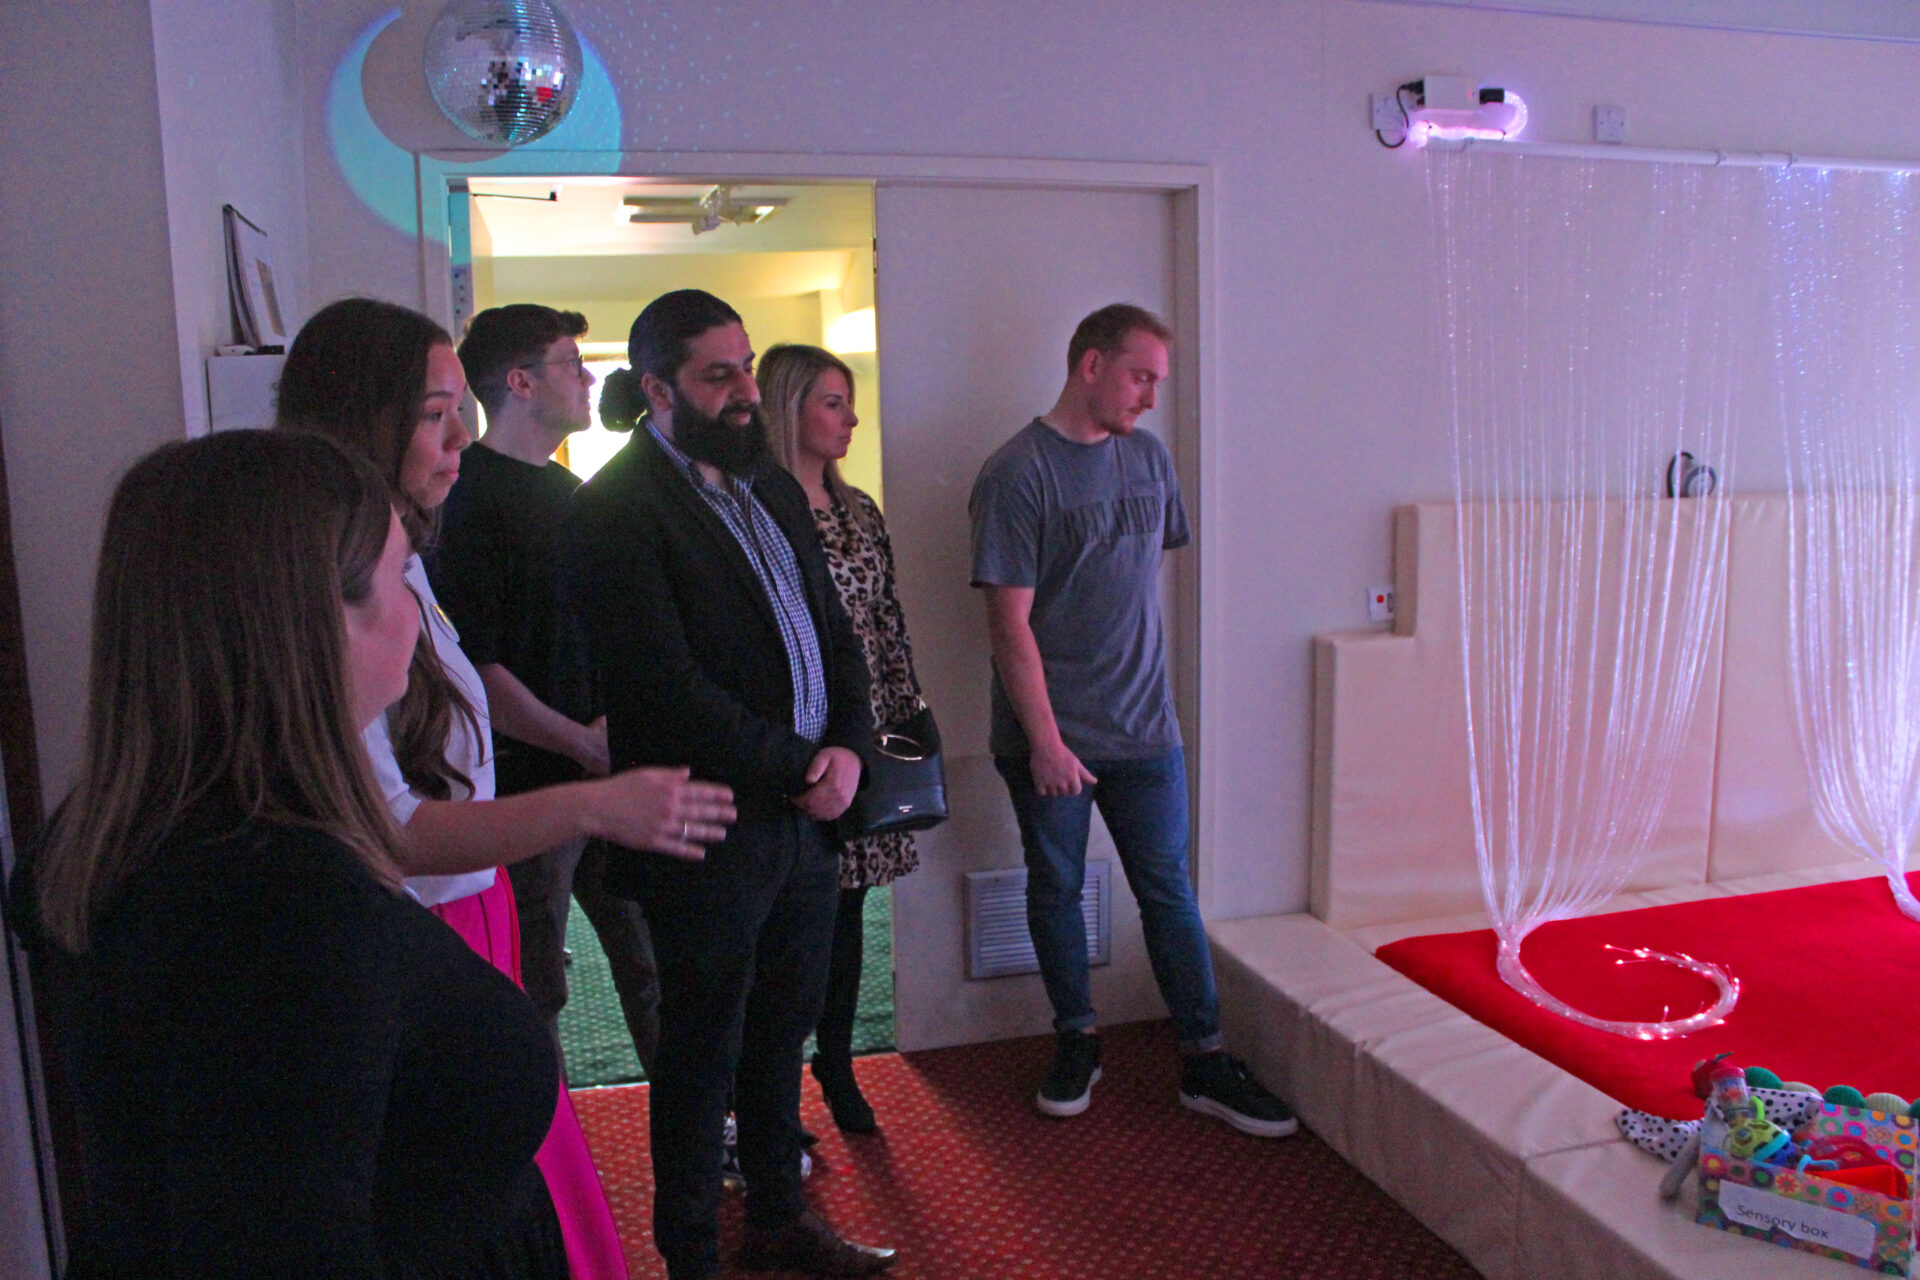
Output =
[{"x1": 518, "y1": 355, "x2": 589, "y2": 376}]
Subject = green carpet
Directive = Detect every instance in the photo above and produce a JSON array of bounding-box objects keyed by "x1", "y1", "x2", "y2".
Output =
[{"x1": 559, "y1": 885, "x2": 896, "y2": 1088}]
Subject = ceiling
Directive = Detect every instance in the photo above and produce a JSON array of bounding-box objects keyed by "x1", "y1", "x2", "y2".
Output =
[
  {"x1": 1372, "y1": 0, "x2": 1920, "y2": 42},
  {"x1": 466, "y1": 178, "x2": 874, "y2": 258}
]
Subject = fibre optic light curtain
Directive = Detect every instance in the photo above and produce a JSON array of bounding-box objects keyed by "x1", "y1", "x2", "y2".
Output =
[
  {"x1": 1429, "y1": 150, "x2": 1768, "y2": 1037},
  {"x1": 1771, "y1": 170, "x2": 1920, "y2": 924}
]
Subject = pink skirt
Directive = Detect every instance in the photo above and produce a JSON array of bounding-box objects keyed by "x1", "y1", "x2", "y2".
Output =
[{"x1": 433, "y1": 876, "x2": 630, "y2": 1280}]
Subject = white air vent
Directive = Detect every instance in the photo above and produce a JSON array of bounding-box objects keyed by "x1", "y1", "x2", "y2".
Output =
[{"x1": 966, "y1": 862, "x2": 1112, "y2": 980}]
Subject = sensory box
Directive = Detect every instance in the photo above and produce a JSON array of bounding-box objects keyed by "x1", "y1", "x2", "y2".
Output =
[{"x1": 1697, "y1": 1104, "x2": 1919, "y2": 1274}]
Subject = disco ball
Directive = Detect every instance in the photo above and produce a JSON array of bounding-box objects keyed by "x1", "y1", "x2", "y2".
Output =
[{"x1": 423, "y1": 0, "x2": 580, "y2": 146}]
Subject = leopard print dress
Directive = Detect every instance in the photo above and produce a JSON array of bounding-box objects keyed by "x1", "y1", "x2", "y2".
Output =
[{"x1": 813, "y1": 488, "x2": 922, "y2": 889}]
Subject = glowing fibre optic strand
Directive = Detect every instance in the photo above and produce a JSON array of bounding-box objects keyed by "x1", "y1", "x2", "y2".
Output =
[
  {"x1": 1408, "y1": 93, "x2": 1528, "y2": 150},
  {"x1": 1772, "y1": 168, "x2": 1920, "y2": 923},
  {"x1": 1496, "y1": 936, "x2": 1739, "y2": 1040},
  {"x1": 1431, "y1": 149, "x2": 1756, "y2": 1037}
]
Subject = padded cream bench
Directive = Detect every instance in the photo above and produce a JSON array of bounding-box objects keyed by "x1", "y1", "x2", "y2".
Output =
[{"x1": 1211, "y1": 498, "x2": 1878, "y2": 1280}]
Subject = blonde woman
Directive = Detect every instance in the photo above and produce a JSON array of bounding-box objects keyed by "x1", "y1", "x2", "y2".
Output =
[
  {"x1": 759, "y1": 343, "x2": 924, "y2": 1132},
  {"x1": 15, "y1": 431, "x2": 569, "y2": 1275}
]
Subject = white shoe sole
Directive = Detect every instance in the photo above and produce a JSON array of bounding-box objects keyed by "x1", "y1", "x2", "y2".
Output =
[
  {"x1": 1035, "y1": 1066, "x2": 1102, "y2": 1117},
  {"x1": 1180, "y1": 1090, "x2": 1299, "y2": 1138}
]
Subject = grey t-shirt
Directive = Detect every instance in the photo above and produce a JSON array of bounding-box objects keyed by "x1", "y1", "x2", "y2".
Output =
[{"x1": 969, "y1": 418, "x2": 1190, "y2": 760}]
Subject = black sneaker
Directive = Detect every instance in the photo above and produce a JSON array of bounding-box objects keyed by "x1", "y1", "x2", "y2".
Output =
[
  {"x1": 1179, "y1": 1052, "x2": 1298, "y2": 1137},
  {"x1": 1035, "y1": 1031, "x2": 1102, "y2": 1117},
  {"x1": 721, "y1": 1114, "x2": 745, "y2": 1189}
]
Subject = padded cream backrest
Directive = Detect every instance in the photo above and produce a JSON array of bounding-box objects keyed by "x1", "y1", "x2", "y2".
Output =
[{"x1": 1311, "y1": 501, "x2": 1727, "y2": 931}]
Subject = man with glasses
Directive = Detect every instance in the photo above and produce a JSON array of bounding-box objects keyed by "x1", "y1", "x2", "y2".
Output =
[{"x1": 432, "y1": 303, "x2": 664, "y2": 1082}]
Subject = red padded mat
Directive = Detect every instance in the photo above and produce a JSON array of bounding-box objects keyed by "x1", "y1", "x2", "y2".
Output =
[{"x1": 1375, "y1": 871, "x2": 1920, "y2": 1119}]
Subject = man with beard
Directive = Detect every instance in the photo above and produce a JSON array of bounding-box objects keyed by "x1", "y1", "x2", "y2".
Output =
[{"x1": 562, "y1": 290, "x2": 891, "y2": 1280}]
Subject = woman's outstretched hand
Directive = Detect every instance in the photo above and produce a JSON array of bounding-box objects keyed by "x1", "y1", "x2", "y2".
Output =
[{"x1": 590, "y1": 767, "x2": 735, "y2": 860}]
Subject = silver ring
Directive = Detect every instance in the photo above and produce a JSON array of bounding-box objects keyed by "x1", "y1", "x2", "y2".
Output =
[{"x1": 680, "y1": 821, "x2": 689, "y2": 841}]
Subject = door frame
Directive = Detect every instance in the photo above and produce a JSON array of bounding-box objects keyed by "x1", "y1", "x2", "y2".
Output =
[{"x1": 413, "y1": 150, "x2": 1228, "y2": 916}]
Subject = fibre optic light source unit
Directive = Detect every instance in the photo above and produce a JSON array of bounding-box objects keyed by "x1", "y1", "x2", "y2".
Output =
[{"x1": 1395, "y1": 75, "x2": 1528, "y2": 149}]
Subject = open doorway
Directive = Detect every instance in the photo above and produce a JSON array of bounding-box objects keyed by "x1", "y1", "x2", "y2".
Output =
[
  {"x1": 457, "y1": 176, "x2": 894, "y2": 1087},
  {"x1": 463, "y1": 177, "x2": 880, "y2": 493},
  {"x1": 426, "y1": 154, "x2": 1211, "y2": 1062}
]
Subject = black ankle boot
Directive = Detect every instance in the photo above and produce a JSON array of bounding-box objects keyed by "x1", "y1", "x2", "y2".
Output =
[{"x1": 811, "y1": 1054, "x2": 878, "y2": 1133}]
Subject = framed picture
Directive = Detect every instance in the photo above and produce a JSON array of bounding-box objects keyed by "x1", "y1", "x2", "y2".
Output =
[{"x1": 223, "y1": 205, "x2": 288, "y2": 351}]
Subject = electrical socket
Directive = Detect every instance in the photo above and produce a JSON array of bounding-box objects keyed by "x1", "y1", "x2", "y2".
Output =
[
  {"x1": 1371, "y1": 92, "x2": 1403, "y2": 134},
  {"x1": 1594, "y1": 104, "x2": 1627, "y2": 144},
  {"x1": 1368, "y1": 586, "x2": 1396, "y2": 623}
]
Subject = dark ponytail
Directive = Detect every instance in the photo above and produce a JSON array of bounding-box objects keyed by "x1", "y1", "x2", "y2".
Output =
[
  {"x1": 606, "y1": 290, "x2": 744, "y2": 435},
  {"x1": 598, "y1": 366, "x2": 647, "y2": 433}
]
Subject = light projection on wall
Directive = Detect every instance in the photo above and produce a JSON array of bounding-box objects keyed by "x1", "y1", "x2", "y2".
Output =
[{"x1": 327, "y1": 7, "x2": 621, "y2": 236}]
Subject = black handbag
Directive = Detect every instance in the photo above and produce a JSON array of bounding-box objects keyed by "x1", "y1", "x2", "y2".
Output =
[{"x1": 837, "y1": 702, "x2": 949, "y2": 840}]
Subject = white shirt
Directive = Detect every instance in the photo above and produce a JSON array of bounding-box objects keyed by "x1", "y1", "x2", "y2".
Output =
[{"x1": 362, "y1": 554, "x2": 497, "y2": 908}]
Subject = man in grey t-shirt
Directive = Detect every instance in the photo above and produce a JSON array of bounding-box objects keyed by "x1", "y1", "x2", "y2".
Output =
[{"x1": 969, "y1": 303, "x2": 1295, "y2": 1137}]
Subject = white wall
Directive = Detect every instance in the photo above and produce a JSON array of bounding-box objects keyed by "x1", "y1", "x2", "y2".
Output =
[
  {"x1": 0, "y1": 1, "x2": 187, "y2": 815},
  {"x1": 151, "y1": 0, "x2": 311, "y2": 436},
  {"x1": 0, "y1": 0, "x2": 308, "y2": 811},
  {"x1": 284, "y1": 0, "x2": 1920, "y2": 922}
]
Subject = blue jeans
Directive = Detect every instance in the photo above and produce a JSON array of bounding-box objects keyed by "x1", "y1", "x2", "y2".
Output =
[{"x1": 995, "y1": 747, "x2": 1222, "y2": 1052}]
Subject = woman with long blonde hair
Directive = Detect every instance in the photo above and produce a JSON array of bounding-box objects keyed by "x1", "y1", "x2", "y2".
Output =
[
  {"x1": 18, "y1": 430, "x2": 569, "y2": 1275},
  {"x1": 759, "y1": 343, "x2": 926, "y2": 1133}
]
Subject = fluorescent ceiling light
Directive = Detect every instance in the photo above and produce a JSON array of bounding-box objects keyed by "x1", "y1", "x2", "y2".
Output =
[{"x1": 618, "y1": 185, "x2": 790, "y2": 234}]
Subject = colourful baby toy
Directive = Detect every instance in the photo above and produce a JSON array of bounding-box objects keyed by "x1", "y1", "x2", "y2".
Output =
[{"x1": 1722, "y1": 1104, "x2": 1795, "y2": 1165}]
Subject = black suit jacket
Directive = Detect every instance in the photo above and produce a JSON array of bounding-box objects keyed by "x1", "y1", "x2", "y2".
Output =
[{"x1": 562, "y1": 429, "x2": 872, "y2": 830}]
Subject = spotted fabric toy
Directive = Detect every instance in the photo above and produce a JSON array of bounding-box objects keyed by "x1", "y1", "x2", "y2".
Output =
[
  {"x1": 1625, "y1": 1057, "x2": 1906, "y2": 1203},
  {"x1": 1617, "y1": 1087, "x2": 1824, "y2": 1164}
]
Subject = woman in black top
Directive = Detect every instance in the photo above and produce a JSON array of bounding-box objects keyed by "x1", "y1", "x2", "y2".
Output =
[{"x1": 13, "y1": 431, "x2": 567, "y2": 1278}]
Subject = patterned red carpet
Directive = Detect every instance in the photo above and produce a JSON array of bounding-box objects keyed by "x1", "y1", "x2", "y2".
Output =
[{"x1": 571, "y1": 1021, "x2": 1482, "y2": 1279}]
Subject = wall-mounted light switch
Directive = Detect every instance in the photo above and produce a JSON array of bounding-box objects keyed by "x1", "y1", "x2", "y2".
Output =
[{"x1": 1368, "y1": 586, "x2": 1396, "y2": 623}]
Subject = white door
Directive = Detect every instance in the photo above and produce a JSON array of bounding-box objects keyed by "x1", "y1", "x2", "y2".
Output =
[
  {"x1": 874, "y1": 182, "x2": 1190, "y2": 1051},
  {"x1": 2, "y1": 785, "x2": 56, "y2": 1276}
]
